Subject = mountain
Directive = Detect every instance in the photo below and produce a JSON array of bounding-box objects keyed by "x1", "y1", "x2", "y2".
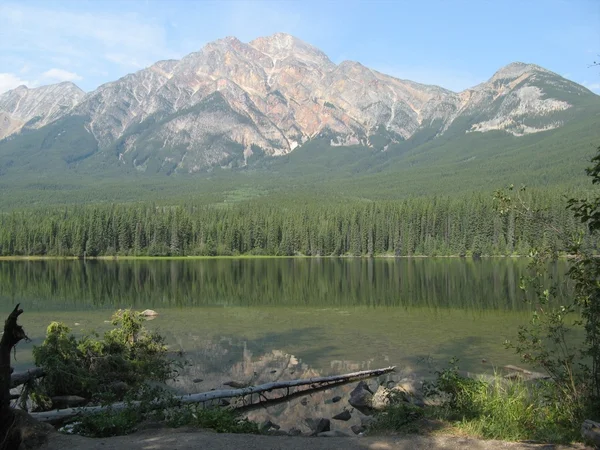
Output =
[
  {"x1": 0, "y1": 33, "x2": 598, "y2": 191},
  {"x1": 0, "y1": 82, "x2": 84, "y2": 140}
]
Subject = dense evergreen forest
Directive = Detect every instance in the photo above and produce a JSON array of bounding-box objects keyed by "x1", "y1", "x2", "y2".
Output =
[{"x1": 0, "y1": 189, "x2": 589, "y2": 257}]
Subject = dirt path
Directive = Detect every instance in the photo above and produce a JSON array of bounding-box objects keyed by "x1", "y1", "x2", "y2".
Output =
[{"x1": 39, "y1": 428, "x2": 591, "y2": 450}]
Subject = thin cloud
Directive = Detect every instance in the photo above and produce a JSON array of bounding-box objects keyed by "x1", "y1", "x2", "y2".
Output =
[
  {"x1": 42, "y1": 68, "x2": 83, "y2": 83},
  {"x1": 0, "y1": 3, "x2": 169, "y2": 69},
  {"x1": 0, "y1": 73, "x2": 31, "y2": 95}
]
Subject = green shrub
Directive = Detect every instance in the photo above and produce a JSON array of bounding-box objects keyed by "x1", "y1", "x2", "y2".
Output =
[
  {"x1": 33, "y1": 309, "x2": 178, "y2": 400},
  {"x1": 369, "y1": 402, "x2": 424, "y2": 433},
  {"x1": 162, "y1": 405, "x2": 260, "y2": 433}
]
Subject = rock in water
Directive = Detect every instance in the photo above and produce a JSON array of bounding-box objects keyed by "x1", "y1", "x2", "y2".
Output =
[
  {"x1": 332, "y1": 410, "x2": 352, "y2": 421},
  {"x1": 349, "y1": 381, "x2": 374, "y2": 414},
  {"x1": 351, "y1": 424, "x2": 366, "y2": 435},
  {"x1": 223, "y1": 380, "x2": 249, "y2": 388},
  {"x1": 305, "y1": 418, "x2": 330, "y2": 435},
  {"x1": 371, "y1": 386, "x2": 391, "y2": 410},
  {"x1": 140, "y1": 309, "x2": 158, "y2": 317}
]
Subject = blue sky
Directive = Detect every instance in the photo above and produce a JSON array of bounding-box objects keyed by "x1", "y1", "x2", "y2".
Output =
[{"x1": 0, "y1": 0, "x2": 598, "y2": 94}]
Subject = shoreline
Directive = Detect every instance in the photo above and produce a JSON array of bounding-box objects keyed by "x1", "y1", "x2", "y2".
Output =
[{"x1": 0, "y1": 254, "x2": 543, "y2": 261}]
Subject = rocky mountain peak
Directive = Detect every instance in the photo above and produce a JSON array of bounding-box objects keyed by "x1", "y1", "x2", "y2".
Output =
[
  {"x1": 490, "y1": 61, "x2": 550, "y2": 82},
  {"x1": 1, "y1": 33, "x2": 597, "y2": 175},
  {"x1": 0, "y1": 82, "x2": 85, "y2": 139},
  {"x1": 249, "y1": 33, "x2": 333, "y2": 68}
]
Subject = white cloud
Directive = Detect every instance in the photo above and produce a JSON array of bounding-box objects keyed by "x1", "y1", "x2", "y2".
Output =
[
  {"x1": 0, "y1": 73, "x2": 31, "y2": 94},
  {"x1": 42, "y1": 68, "x2": 83, "y2": 83}
]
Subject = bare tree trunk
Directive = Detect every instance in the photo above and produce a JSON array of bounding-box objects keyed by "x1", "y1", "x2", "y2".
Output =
[
  {"x1": 10, "y1": 368, "x2": 45, "y2": 389},
  {"x1": 30, "y1": 366, "x2": 396, "y2": 423},
  {"x1": 0, "y1": 305, "x2": 28, "y2": 450}
]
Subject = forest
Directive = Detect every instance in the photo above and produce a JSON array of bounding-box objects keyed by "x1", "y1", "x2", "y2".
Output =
[{"x1": 0, "y1": 188, "x2": 589, "y2": 257}]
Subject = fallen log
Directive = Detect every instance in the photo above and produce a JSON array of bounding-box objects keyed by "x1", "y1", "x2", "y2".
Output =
[
  {"x1": 30, "y1": 366, "x2": 396, "y2": 423},
  {"x1": 10, "y1": 368, "x2": 44, "y2": 389}
]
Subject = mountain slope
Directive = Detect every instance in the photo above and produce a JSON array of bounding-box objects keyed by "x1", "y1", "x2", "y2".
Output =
[
  {"x1": 0, "y1": 33, "x2": 598, "y2": 186},
  {"x1": 0, "y1": 82, "x2": 84, "y2": 140}
]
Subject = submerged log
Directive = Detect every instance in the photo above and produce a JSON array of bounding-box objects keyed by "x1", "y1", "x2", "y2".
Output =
[
  {"x1": 30, "y1": 366, "x2": 396, "y2": 423},
  {"x1": 10, "y1": 368, "x2": 45, "y2": 388}
]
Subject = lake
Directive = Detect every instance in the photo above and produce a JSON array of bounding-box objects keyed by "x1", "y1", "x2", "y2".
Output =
[{"x1": 0, "y1": 258, "x2": 571, "y2": 431}]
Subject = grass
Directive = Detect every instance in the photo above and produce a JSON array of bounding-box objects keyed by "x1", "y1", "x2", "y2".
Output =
[
  {"x1": 433, "y1": 377, "x2": 578, "y2": 443},
  {"x1": 370, "y1": 366, "x2": 582, "y2": 444}
]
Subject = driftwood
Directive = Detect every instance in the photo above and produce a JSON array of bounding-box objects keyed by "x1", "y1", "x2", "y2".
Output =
[
  {"x1": 502, "y1": 365, "x2": 549, "y2": 380},
  {"x1": 10, "y1": 368, "x2": 45, "y2": 389},
  {"x1": 582, "y1": 419, "x2": 600, "y2": 446},
  {"x1": 30, "y1": 366, "x2": 396, "y2": 423}
]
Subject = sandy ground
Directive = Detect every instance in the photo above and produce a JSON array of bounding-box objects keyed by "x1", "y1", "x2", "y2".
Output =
[{"x1": 39, "y1": 428, "x2": 592, "y2": 450}]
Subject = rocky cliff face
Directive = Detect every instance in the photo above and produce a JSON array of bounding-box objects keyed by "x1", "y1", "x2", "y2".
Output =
[
  {"x1": 0, "y1": 34, "x2": 596, "y2": 173},
  {"x1": 0, "y1": 82, "x2": 84, "y2": 140}
]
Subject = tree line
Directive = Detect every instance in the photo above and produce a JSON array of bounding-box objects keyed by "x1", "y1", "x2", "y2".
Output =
[{"x1": 0, "y1": 190, "x2": 590, "y2": 257}]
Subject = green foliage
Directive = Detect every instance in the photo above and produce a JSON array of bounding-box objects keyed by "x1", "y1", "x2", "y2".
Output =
[
  {"x1": 162, "y1": 405, "x2": 260, "y2": 433},
  {"x1": 368, "y1": 403, "x2": 424, "y2": 433},
  {"x1": 72, "y1": 407, "x2": 141, "y2": 437},
  {"x1": 423, "y1": 361, "x2": 578, "y2": 443},
  {"x1": 0, "y1": 188, "x2": 589, "y2": 257},
  {"x1": 70, "y1": 384, "x2": 259, "y2": 438},
  {"x1": 491, "y1": 145, "x2": 600, "y2": 436},
  {"x1": 33, "y1": 309, "x2": 177, "y2": 399}
]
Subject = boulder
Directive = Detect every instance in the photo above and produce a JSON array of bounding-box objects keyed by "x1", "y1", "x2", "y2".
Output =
[
  {"x1": 140, "y1": 309, "x2": 158, "y2": 317},
  {"x1": 582, "y1": 419, "x2": 600, "y2": 446},
  {"x1": 305, "y1": 418, "x2": 330, "y2": 435},
  {"x1": 260, "y1": 420, "x2": 280, "y2": 433},
  {"x1": 393, "y1": 379, "x2": 425, "y2": 407},
  {"x1": 360, "y1": 415, "x2": 375, "y2": 428},
  {"x1": 371, "y1": 385, "x2": 392, "y2": 410},
  {"x1": 349, "y1": 381, "x2": 374, "y2": 414},
  {"x1": 332, "y1": 410, "x2": 352, "y2": 421},
  {"x1": 351, "y1": 424, "x2": 366, "y2": 435}
]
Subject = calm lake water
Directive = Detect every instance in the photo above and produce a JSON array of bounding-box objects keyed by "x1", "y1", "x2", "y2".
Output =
[{"x1": 0, "y1": 258, "x2": 571, "y2": 431}]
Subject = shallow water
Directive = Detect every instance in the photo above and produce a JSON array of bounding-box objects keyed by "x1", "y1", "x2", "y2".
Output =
[{"x1": 0, "y1": 258, "x2": 570, "y2": 432}]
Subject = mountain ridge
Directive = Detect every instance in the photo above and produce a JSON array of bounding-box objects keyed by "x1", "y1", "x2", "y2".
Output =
[{"x1": 0, "y1": 32, "x2": 598, "y2": 177}]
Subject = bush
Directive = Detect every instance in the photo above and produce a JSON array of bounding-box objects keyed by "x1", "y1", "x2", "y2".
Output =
[{"x1": 33, "y1": 309, "x2": 178, "y2": 400}]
